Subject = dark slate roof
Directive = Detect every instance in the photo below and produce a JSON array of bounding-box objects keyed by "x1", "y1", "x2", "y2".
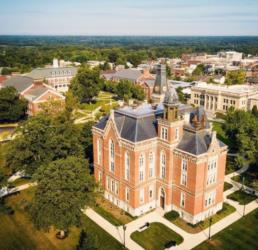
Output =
[
  {"x1": 176, "y1": 130, "x2": 212, "y2": 155},
  {"x1": 114, "y1": 112, "x2": 157, "y2": 142},
  {"x1": 94, "y1": 116, "x2": 109, "y2": 130},
  {"x1": 94, "y1": 104, "x2": 158, "y2": 142},
  {"x1": 2, "y1": 76, "x2": 33, "y2": 93}
]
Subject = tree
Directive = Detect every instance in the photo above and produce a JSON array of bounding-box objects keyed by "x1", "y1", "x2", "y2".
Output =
[
  {"x1": 251, "y1": 105, "x2": 258, "y2": 118},
  {"x1": 77, "y1": 230, "x2": 97, "y2": 250},
  {"x1": 192, "y1": 64, "x2": 205, "y2": 77},
  {"x1": 6, "y1": 113, "x2": 83, "y2": 175},
  {"x1": 1, "y1": 67, "x2": 12, "y2": 75},
  {"x1": 70, "y1": 66, "x2": 102, "y2": 103},
  {"x1": 225, "y1": 70, "x2": 246, "y2": 85},
  {"x1": 131, "y1": 85, "x2": 145, "y2": 101},
  {"x1": 30, "y1": 157, "x2": 95, "y2": 237},
  {"x1": 0, "y1": 87, "x2": 28, "y2": 123},
  {"x1": 80, "y1": 121, "x2": 95, "y2": 164},
  {"x1": 116, "y1": 80, "x2": 132, "y2": 101}
]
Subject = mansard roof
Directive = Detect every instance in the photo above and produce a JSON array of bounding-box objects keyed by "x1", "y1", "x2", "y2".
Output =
[
  {"x1": 93, "y1": 104, "x2": 225, "y2": 154},
  {"x1": 176, "y1": 129, "x2": 225, "y2": 155}
]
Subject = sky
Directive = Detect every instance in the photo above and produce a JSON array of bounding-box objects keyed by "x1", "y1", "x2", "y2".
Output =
[{"x1": 0, "y1": 0, "x2": 258, "y2": 36}]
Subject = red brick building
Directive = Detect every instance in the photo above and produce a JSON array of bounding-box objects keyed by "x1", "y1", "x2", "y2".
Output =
[
  {"x1": 92, "y1": 84, "x2": 227, "y2": 224},
  {"x1": 2, "y1": 76, "x2": 65, "y2": 116}
]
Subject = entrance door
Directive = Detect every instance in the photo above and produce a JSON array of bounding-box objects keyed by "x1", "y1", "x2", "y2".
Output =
[{"x1": 160, "y1": 189, "x2": 165, "y2": 209}]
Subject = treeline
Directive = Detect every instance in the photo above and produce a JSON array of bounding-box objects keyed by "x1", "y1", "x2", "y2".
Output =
[{"x1": 1, "y1": 36, "x2": 258, "y2": 73}]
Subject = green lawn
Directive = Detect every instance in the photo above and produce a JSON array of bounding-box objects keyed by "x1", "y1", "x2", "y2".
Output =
[
  {"x1": 223, "y1": 182, "x2": 233, "y2": 192},
  {"x1": 193, "y1": 208, "x2": 258, "y2": 250},
  {"x1": 231, "y1": 165, "x2": 258, "y2": 190},
  {"x1": 0, "y1": 142, "x2": 11, "y2": 186},
  {"x1": 227, "y1": 190, "x2": 257, "y2": 205},
  {"x1": 168, "y1": 203, "x2": 236, "y2": 234},
  {"x1": 131, "y1": 222, "x2": 183, "y2": 250},
  {"x1": 92, "y1": 197, "x2": 134, "y2": 226},
  {"x1": 0, "y1": 188, "x2": 124, "y2": 250}
]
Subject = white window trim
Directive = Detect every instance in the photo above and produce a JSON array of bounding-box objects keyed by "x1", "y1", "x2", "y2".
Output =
[
  {"x1": 160, "y1": 151, "x2": 166, "y2": 179},
  {"x1": 125, "y1": 151, "x2": 130, "y2": 181},
  {"x1": 180, "y1": 192, "x2": 185, "y2": 208},
  {"x1": 139, "y1": 153, "x2": 145, "y2": 182},
  {"x1": 180, "y1": 159, "x2": 187, "y2": 186},
  {"x1": 149, "y1": 152, "x2": 155, "y2": 178},
  {"x1": 161, "y1": 127, "x2": 168, "y2": 140},
  {"x1": 140, "y1": 188, "x2": 144, "y2": 204},
  {"x1": 109, "y1": 139, "x2": 115, "y2": 172}
]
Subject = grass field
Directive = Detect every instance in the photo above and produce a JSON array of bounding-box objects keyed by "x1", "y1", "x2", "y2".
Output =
[
  {"x1": 0, "y1": 188, "x2": 124, "y2": 250},
  {"x1": 232, "y1": 165, "x2": 258, "y2": 190},
  {"x1": 227, "y1": 190, "x2": 257, "y2": 205},
  {"x1": 0, "y1": 142, "x2": 11, "y2": 186},
  {"x1": 169, "y1": 203, "x2": 235, "y2": 234},
  {"x1": 193, "y1": 208, "x2": 258, "y2": 250},
  {"x1": 93, "y1": 197, "x2": 134, "y2": 226},
  {"x1": 223, "y1": 182, "x2": 233, "y2": 192},
  {"x1": 131, "y1": 222, "x2": 183, "y2": 250}
]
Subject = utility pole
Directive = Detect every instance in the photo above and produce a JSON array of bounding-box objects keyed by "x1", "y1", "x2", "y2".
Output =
[{"x1": 208, "y1": 217, "x2": 213, "y2": 240}]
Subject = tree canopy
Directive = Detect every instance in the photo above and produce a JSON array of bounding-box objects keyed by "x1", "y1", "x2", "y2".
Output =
[
  {"x1": 70, "y1": 66, "x2": 103, "y2": 103},
  {"x1": 223, "y1": 108, "x2": 258, "y2": 167},
  {"x1": 225, "y1": 70, "x2": 246, "y2": 85},
  {"x1": 30, "y1": 156, "x2": 94, "y2": 232},
  {"x1": 6, "y1": 113, "x2": 83, "y2": 175},
  {"x1": 0, "y1": 86, "x2": 28, "y2": 123}
]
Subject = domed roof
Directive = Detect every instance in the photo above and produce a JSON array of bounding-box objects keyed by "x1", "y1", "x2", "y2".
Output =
[{"x1": 163, "y1": 86, "x2": 179, "y2": 105}]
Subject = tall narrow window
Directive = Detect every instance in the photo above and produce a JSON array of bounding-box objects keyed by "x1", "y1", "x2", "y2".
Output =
[
  {"x1": 125, "y1": 151, "x2": 130, "y2": 180},
  {"x1": 139, "y1": 188, "x2": 144, "y2": 204},
  {"x1": 175, "y1": 127, "x2": 179, "y2": 140},
  {"x1": 139, "y1": 154, "x2": 145, "y2": 181},
  {"x1": 161, "y1": 127, "x2": 168, "y2": 140},
  {"x1": 125, "y1": 187, "x2": 130, "y2": 202},
  {"x1": 181, "y1": 159, "x2": 187, "y2": 186},
  {"x1": 97, "y1": 139, "x2": 102, "y2": 165},
  {"x1": 205, "y1": 191, "x2": 216, "y2": 207},
  {"x1": 149, "y1": 152, "x2": 155, "y2": 178},
  {"x1": 160, "y1": 151, "x2": 166, "y2": 179},
  {"x1": 109, "y1": 139, "x2": 115, "y2": 172},
  {"x1": 180, "y1": 192, "x2": 185, "y2": 208}
]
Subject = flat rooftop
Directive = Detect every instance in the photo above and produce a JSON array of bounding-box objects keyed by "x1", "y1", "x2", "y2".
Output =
[{"x1": 193, "y1": 82, "x2": 258, "y2": 94}]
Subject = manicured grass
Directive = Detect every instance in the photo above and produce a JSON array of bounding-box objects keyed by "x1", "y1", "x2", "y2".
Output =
[
  {"x1": 131, "y1": 222, "x2": 183, "y2": 250},
  {"x1": 11, "y1": 177, "x2": 31, "y2": 187},
  {"x1": 223, "y1": 182, "x2": 233, "y2": 192},
  {"x1": 227, "y1": 190, "x2": 257, "y2": 205},
  {"x1": 171, "y1": 203, "x2": 236, "y2": 234},
  {"x1": 193, "y1": 208, "x2": 258, "y2": 250},
  {"x1": 232, "y1": 165, "x2": 258, "y2": 190},
  {"x1": 0, "y1": 188, "x2": 124, "y2": 250},
  {"x1": 93, "y1": 197, "x2": 134, "y2": 226},
  {"x1": 0, "y1": 142, "x2": 11, "y2": 186}
]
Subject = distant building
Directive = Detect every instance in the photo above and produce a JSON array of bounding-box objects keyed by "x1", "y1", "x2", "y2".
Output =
[
  {"x1": 2, "y1": 76, "x2": 64, "y2": 116},
  {"x1": 190, "y1": 82, "x2": 258, "y2": 114},
  {"x1": 213, "y1": 75, "x2": 226, "y2": 85},
  {"x1": 151, "y1": 64, "x2": 168, "y2": 103},
  {"x1": 26, "y1": 59, "x2": 77, "y2": 93},
  {"x1": 92, "y1": 87, "x2": 227, "y2": 224}
]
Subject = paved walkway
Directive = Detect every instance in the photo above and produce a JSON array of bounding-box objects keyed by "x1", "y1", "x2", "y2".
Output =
[
  {"x1": 84, "y1": 165, "x2": 258, "y2": 250},
  {"x1": 0, "y1": 182, "x2": 37, "y2": 198}
]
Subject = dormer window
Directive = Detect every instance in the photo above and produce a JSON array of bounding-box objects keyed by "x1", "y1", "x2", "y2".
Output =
[{"x1": 161, "y1": 127, "x2": 168, "y2": 140}]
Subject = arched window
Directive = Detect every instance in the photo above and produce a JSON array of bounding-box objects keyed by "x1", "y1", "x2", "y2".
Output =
[
  {"x1": 149, "y1": 152, "x2": 155, "y2": 178},
  {"x1": 160, "y1": 151, "x2": 166, "y2": 179},
  {"x1": 97, "y1": 139, "x2": 102, "y2": 165},
  {"x1": 109, "y1": 139, "x2": 115, "y2": 172},
  {"x1": 125, "y1": 151, "x2": 130, "y2": 180},
  {"x1": 139, "y1": 153, "x2": 145, "y2": 181}
]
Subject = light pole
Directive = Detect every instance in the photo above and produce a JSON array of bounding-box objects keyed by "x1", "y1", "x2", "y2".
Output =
[
  {"x1": 208, "y1": 217, "x2": 213, "y2": 240},
  {"x1": 123, "y1": 225, "x2": 127, "y2": 248}
]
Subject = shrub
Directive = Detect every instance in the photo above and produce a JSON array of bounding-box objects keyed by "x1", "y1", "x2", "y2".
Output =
[{"x1": 164, "y1": 210, "x2": 179, "y2": 221}]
